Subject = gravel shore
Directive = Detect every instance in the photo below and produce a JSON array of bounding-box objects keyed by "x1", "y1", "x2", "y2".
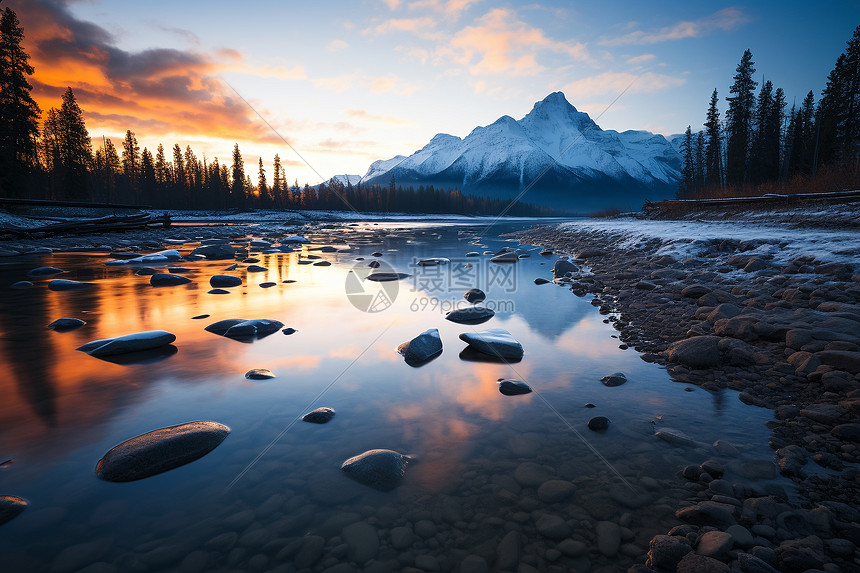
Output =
[{"x1": 514, "y1": 220, "x2": 860, "y2": 572}]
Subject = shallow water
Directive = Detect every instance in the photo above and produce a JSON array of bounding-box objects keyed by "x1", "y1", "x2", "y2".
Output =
[{"x1": 0, "y1": 221, "x2": 791, "y2": 572}]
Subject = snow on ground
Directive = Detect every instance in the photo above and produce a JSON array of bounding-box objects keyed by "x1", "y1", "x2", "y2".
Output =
[{"x1": 559, "y1": 217, "x2": 860, "y2": 267}]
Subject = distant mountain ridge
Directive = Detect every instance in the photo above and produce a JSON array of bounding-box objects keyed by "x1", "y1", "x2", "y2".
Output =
[{"x1": 360, "y1": 92, "x2": 681, "y2": 212}]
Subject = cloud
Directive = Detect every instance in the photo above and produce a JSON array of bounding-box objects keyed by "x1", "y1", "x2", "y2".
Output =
[
  {"x1": 224, "y1": 64, "x2": 307, "y2": 80},
  {"x1": 381, "y1": 0, "x2": 402, "y2": 9},
  {"x1": 312, "y1": 74, "x2": 357, "y2": 92},
  {"x1": 600, "y1": 7, "x2": 751, "y2": 46},
  {"x1": 443, "y1": 8, "x2": 589, "y2": 76},
  {"x1": 11, "y1": 0, "x2": 289, "y2": 146},
  {"x1": 626, "y1": 53, "x2": 656, "y2": 66},
  {"x1": 562, "y1": 71, "x2": 685, "y2": 99},
  {"x1": 408, "y1": 0, "x2": 481, "y2": 17},
  {"x1": 312, "y1": 74, "x2": 419, "y2": 95},
  {"x1": 344, "y1": 109, "x2": 414, "y2": 126},
  {"x1": 326, "y1": 39, "x2": 349, "y2": 52},
  {"x1": 368, "y1": 75, "x2": 420, "y2": 95},
  {"x1": 366, "y1": 17, "x2": 437, "y2": 36}
]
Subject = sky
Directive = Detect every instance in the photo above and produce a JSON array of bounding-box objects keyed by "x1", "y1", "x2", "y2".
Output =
[{"x1": 9, "y1": 0, "x2": 860, "y2": 185}]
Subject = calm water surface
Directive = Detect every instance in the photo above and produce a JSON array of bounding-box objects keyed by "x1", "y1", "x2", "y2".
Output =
[{"x1": 0, "y1": 221, "x2": 790, "y2": 572}]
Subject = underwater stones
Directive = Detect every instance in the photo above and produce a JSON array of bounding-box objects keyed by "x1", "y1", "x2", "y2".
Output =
[
  {"x1": 0, "y1": 496, "x2": 27, "y2": 526},
  {"x1": 135, "y1": 267, "x2": 158, "y2": 276},
  {"x1": 302, "y1": 407, "x2": 335, "y2": 424},
  {"x1": 588, "y1": 416, "x2": 611, "y2": 431},
  {"x1": 9, "y1": 280, "x2": 33, "y2": 289},
  {"x1": 464, "y1": 288, "x2": 486, "y2": 303},
  {"x1": 667, "y1": 336, "x2": 722, "y2": 368},
  {"x1": 459, "y1": 329, "x2": 523, "y2": 360},
  {"x1": 536, "y1": 514, "x2": 570, "y2": 539},
  {"x1": 341, "y1": 449, "x2": 409, "y2": 491},
  {"x1": 397, "y1": 328, "x2": 443, "y2": 366},
  {"x1": 209, "y1": 275, "x2": 242, "y2": 288},
  {"x1": 655, "y1": 428, "x2": 697, "y2": 447},
  {"x1": 95, "y1": 421, "x2": 230, "y2": 482},
  {"x1": 48, "y1": 318, "x2": 86, "y2": 331},
  {"x1": 600, "y1": 372, "x2": 627, "y2": 387},
  {"x1": 366, "y1": 272, "x2": 410, "y2": 282},
  {"x1": 27, "y1": 266, "x2": 64, "y2": 277},
  {"x1": 490, "y1": 252, "x2": 519, "y2": 263},
  {"x1": 48, "y1": 279, "x2": 94, "y2": 291},
  {"x1": 208, "y1": 288, "x2": 230, "y2": 294},
  {"x1": 77, "y1": 330, "x2": 176, "y2": 357},
  {"x1": 167, "y1": 266, "x2": 190, "y2": 273},
  {"x1": 245, "y1": 368, "x2": 275, "y2": 380},
  {"x1": 446, "y1": 306, "x2": 495, "y2": 324},
  {"x1": 150, "y1": 274, "x2": 191, "y2": 287},
  {"x1": 190, "y1": 244, "x2": 235, "y2": 260},
  {"x1": 282, "y1": 235, "x2": 310, "y2": 244},
  {"x1": 537, "y1": 480, "x2": 574, "y2": 503},
  {"x1": 417, "y1": 258, "x2": 450, "y2": 266},
  {"x1": 204, "y1": 318, "x2": 284, "y2": 340},
  {"x1": 498, "y1": 379, "x2": 532, "y2": 396}
]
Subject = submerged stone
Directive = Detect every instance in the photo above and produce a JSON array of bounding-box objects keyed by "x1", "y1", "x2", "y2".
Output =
[
  {"x1": 10, "y1": 281, "x2": 33, "y2": 289},
  {"x1": 588, "y1": 416, "x2": 611, "y2": 431},
  {"x1": 490, "y1": 252, "x2": 519, "y2": 263},
  {"x1": 209, "y1": 275, "x2": 242, "y2": 288},
  {"x1": 534, "y1": 278, "x2": 550, "y2": 285},
  {"x1": 150, "y1": 274, "x2": 191, "y2": 287},
  {"x1": 600, "y1": 372, "x2": 627, "y2": 387},
  {"x1": 246, "y1": 265, "x2": 268, "y2": 272},
  {"x1": 459, "y1": 329, "x2": 524, "y2": 359},
  {"x1": 48, "y1": 279, "x2": 94, "y2": 291},
  {"x1": 341, "y1": 449, "x2": 409, "y2": 491},
  {"x1": 48, "y1": 318, "x2": 86, "y2": 331},
  {"x1": 282, "y1": 327, "x2": 297, "y2": 335},
  {"x1": 27, "y1": 266, "x2": 64, "y2": 277},
  {"x1": 95, "y1": 421, "x2": 230, "y2": 482},
  {"x1": 259, "y1": 282, "x2": 276, "y2": 288},
  {"x1": 0, "y1": 496, "x2": 27, "y2": 526},
  {"x1": 417, "y1": 258, "x2": 450, "y2": 266},
  {"x1": 302, "y1": 407, "x2": 336, "y2": 424},
  {"x1": 135, "y1": 267, "x2": 159, "y2": 276},
  {"x1": 77, "y1": 330, "x2": 176, "y2": 357},
  {"x1": 553, "y1": 259, "x2": 578, "y2": 278},
  {"x1": 498, "y1": 379, "x2": 532, "y2": 396},
  {"x1": 190, "y1": 244, "x2": 235, "y2": 260},
  {"x1": 398, "y1": 328, "x2": 442, "y2": 366}
]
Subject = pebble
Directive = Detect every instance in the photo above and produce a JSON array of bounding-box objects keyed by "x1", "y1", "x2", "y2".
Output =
[
  {"x1": 0, "y1": 495, "x2": 27, "y2": 526},
  {"x1": 588, "y1": 416, "x2": 610, "y2": 431},
  {"x1": 302, "y1": 407, "x2": 335, "y2": 424},
  {"x1": 245, "y1": 368, "x2": 275, "y2": 380},
  {"x1": 341, "y1": 522, "x2": 378, "y2": 563}
]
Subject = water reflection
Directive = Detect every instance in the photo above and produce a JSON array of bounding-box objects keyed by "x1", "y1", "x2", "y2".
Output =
[{"x1": 0, "y1": 221, "x2": 788, "y2": 572}]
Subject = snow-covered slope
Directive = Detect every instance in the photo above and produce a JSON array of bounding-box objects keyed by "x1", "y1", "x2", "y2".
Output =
[{"x1": 362, "y1": 92, "x2": 681, "y2": 212}]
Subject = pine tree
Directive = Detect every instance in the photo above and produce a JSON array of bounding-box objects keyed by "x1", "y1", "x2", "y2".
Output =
[
  {"x1": 0, "y1": 7, "x2": 41, "y2": 195},
  {"x1": 121, "y1": 130, "x2": 140, "y2": 181},
  {"x1": 231, "y1": 143, "x2": 244, "y2": 207},
  {"x1": 140, "y1": 147, "x2": 156, "y2": 205},
  {"x1": 257, "y1": 157, "x2": 268, "y2": 206},
  {"x1": 678, "y1": 125, "x2": 695, "y2": 198},
  {"x1": 57, "y1": 87, "x2": 91, "y2": 198},
  {"x1": 704, "y1": 89, "x2": 723, "y2": 188},
  {"x1": 271, "y1": 153, "x2": 282, "y2": 204},
  {"x1": 172, "y1": 144, "x2": 185, "y2": 190},
  {"x1": 817, "y1": 26, "x2": 860, "y2": 166},
  {"x1": 749, "y1": 80, "x2": 774, "y2": 185},
  {"x1": 694, "y1": 131, "x2": 706, "y2": 193},
  {"x1": 154, "y1": 143, "x2": 168, "y2": 185},
  {"x1": 725, "y1": 50, "x2": 757, "y2": 188}
]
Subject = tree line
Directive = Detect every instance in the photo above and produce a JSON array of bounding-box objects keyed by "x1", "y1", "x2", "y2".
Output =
[
  {"x1": 0, "y1": 6, "x2": 555, "y2": 217},
  {"x1": 678, "y1": 25, "x2": 860, "y2": 199}
]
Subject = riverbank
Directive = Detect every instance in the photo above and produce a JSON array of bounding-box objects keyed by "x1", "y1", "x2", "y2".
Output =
[{"x1": 513, "y1": 218, "x2": 860, "y2": 572}]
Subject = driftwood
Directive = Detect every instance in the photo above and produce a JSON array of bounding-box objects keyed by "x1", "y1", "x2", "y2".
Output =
[{"x1": 1, "y1": 212, "x2": 170, "y2": 237}]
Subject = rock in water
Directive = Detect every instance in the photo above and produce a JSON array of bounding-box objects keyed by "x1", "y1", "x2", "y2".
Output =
[
  {"x1": 9, "y1": 281, "x2": 33, "y2": 289},
  {"x1": 534, "y1": 278, "x2": 550, "y2": 285},
  {"x1": 366, "y1": 272, "x2": 410, "y2": 282},
  {"x1": 302, "y1": 407, "x2": 336, "y2": 424},
  {"x1": 459, "y1": 329, "x2": 524, "y2": 359},
  {"x1": 245, "y1": 368, "x2": 275, "y2": 380},
  {"x1": 553, "y1": 259, "x2": 578, "y2": 279},
  {"x1": 205, "y1": 318, "x2": 284, "y2": 340},
  {"x1": 417, "y1": 258, "x2": 450, "y2": 266},
  {"x1": 342, "y1": 449, "x2": 409, "y2": 491},
  {"x1": 48, "y1": 279, "x2": 94, "y2": 291},
  {"x1": 246, "y1": 265, "x2": 268, "y2": 272},
  {"x1": 190, "y1": 244, "x2": 235, "y2": 260},
  {"x1": 445, "y1": 306, "x2": 495, "y2": 324},
  {"x1": 0, "y1": 496, "x2": 27, "y2": 526},
  {"x1": 464, "y1": 288, "x2": 486, "y2": 303},
  {"x1": 398, "y1": 328, "x2": 443, "y2": 366},
  {"x1": 490, "y1": 252, "x2": 519, "y2": 263},
  {"x1": 47, "y1": 318, "x2": 86, "y2": 331},
  {"x1": 588, "y1": 416, "x2": 610, "y2": 431},
  {"x1": 95, "y1": 421, "x2": 230, "y2": 482},
  {"x1": 209, "y1": 275, "x2": 242, "y2": 288},
  {"x1": 600, "y1": 372, "x2": 627, "y2": 387},
  {"x1": 150, "y1": 274, "x2": 191, "y2": 287},
  {"x1": 27, "y1": 266, "x2": 64, "y2": 277},
  {"x1": 77, "y1": 330, "x2": 176, "y2": 357},
  {"x1": 498, "y1": 379, "x2": 532, "y2": 395}
]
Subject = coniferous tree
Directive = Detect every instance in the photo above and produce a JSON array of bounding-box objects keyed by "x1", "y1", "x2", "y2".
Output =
[
  {"x1": 817, "y1": 26, "x2": 860, "y2": 166},
  {"x1": 121, "y1": 130, "x2": 140, "y2": 181},
  {"x1": 257, "y1": 157, "x2": 268, "y2": 206},
  {"x1": 678, "y1": 125, "x2": 695, "y2": 198},
  {"x1": 140, "y1": 147, "x2": 156, "y2": 204},
  {"x1": 704, "y1": 89, "x2": 723, "y2": 188},
  {"x1": 0, "y1": 7, "x2": 41, "y2": 195},
  {"x1": 694, "y1": 131, "x2": 706, "y2": 193},
  {"x1": 272, "y1": 154, "x2": 282, "y2": 205},
  {"x1": 725, "y1": 50, "x2": 757, "y2": 188},
  {"x1": 154, "y1": 143, "x2": 168, "y2": 185},
  {"x1": 172, "y1": 144, "x2": 185, "y2": 191},
  {"x1": 56, "y1": 87, "x2": 91, "y2": 198},
  {"x1": 750, "y1": 80, "x2": 774, "y2": 185},
  {"x1": 231, "y1": 143, "x2": 244, "y2": 207}
]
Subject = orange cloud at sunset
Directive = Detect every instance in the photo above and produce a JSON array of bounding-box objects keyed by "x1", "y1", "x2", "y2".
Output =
[{"x1": 9, "y1": 0, "x2": 279, "y2": 149}]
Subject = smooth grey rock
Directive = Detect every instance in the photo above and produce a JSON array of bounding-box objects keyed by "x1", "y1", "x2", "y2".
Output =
[
  {"x1": 537, "y1": 480, "x2": 574, "y2": 503},
  {"x1": 588, "y1": 416, "x2": 610, "y2": 431},
  {"x1": 209, "y1": 275, "x2": 242, "y2": 288},
  {"x1": 208, "y1": 288, "x2": 229, "y2": 294},
  {"x1": 667, "y1": 336, "x2": 721, "y2": 368},
  {"x1": 600, "y1": 372, "x2": 627, "y2": 386},
  {"x1": 498, "y1": 379, "x2": 531, "y2": 395},
  {"x1": 95, "y1": 421, "x2": 230, "y2": 482},
  {"x1": 302, "y1": 407, "x2": 335, "y2": 424},
  {"x1": 205, "y1": 318, "x2": 284, "y2": 339},
  {"x1": 459, "y1": 329, "x2": 523, "y2": 359},
  {"x1": 496, "y1": 530, "x2": 520, "y2": 570},
  {"x1": 656, "y1": 428, "x2": 697, "y2": 447},
  {"x1": 244, "y1": 368, "x2": 275, "y2": 380},
  {"x1": 48, "y1": 279, "x2": 94, "y2": 291},
  {"x1": 190, "y1": 244, "x2": 235, "y2": 260},
  {"x1": 390, "y1": 526, "x2": 414, "y2": 550},
  {"x1": 398, "y1": 328, "x2": 443, "y2": 366},
  {"x1": 48, "y1": 318, "x2": 86, "y2": 331},
  {"x1": 77, "y1": 330, "x2": 176, "y2": 357},
  {"x1": 647, "y1": 535, "x2": 692, "y2": 570},
  {"x1": 259, "y1": 282, "x2": 276, "y2": 288},
  {"x1": 27, "y1": 266, "x2": 64, "y2": 277},
  {"x1": 459, "y1": 555, "x2": 488, "y2": 573},
  {"x1": 553, "y1": 259, "x2": 578, "y2": 278},
  {"x1": 342, "y1": 522, "x2": 378, "y2": 563},
  {"x1": 0, "y1": 495, "x2": 27, "y2": 526},
  {"x1": 464, "y1": 288, "x2": 486, "y2": 303},
  {"x1": 490, "y1": 252, "x2": 518, "y2": 263},
  {"x1": 676, "y1": 501, "x2": 737, "y2": 527},
  {"x1": 534, "y1": 278, "x2": 550, "y2": 285},
  {"x1": 697, "y1": 530, "x2": 733, "y2": 559},
  {"x1": 247, "y1": 265, "x2": 268, "y2": 272},
  {"x1": 726, "y1": 524, "x2": 754, "y2": 548},
  {"x1": 513, "y1": 462, "x2": 553, "y2": 487},
  {"x1": 417, "y1": 258, "x2": 449, "y2": 266},
  {"x1": 737, "y1": 553, "x2": 780, "y2": 573},
  {"x1": 341, "y1": 449, "x2": 409, "y2": 491},
  {"x1": 676, "y1": 552, "x2": 730, "y2": 573},
  {"x1": 150, "y1": 274, "x2": 191, "y2": 287},
  {"x1": 9, "y1": 280, "x2": 33, "y2": 289},
  {"x1": 446, "y1": 307, "x2": 495, "y2": 324},
  {"x1": 366, "y1": 272, "x2": 410, "y2": 281},
  {"x1": 535, "y1": 514, "x2": 570, "y2": 539}
]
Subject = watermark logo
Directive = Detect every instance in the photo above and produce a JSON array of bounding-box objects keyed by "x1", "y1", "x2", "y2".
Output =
[
  {"x1": 345, "y1": 260, "x2": 399, "y2": 313},
  {"x1": 408, "y1": 257, "x2": 518, "y2": 294}
]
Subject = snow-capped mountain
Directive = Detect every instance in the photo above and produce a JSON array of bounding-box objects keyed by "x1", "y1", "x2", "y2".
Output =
[{"x1": 361, "y1": 92, "x2": 681, "y2": 212}]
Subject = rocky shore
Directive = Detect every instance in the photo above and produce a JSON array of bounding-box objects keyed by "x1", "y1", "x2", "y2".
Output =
[{"x1": 514, "y1": 220, "x2": 860, "y2": 573}]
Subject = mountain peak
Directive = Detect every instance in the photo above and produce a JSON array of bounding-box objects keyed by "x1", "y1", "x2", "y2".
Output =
[{"x1": 537, "y1": 91, "x2": 572, "y2": 109}]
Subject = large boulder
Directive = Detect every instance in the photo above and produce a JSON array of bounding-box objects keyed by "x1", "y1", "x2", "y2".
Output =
[
  {"x1": 446, "y1": 306, "x2": 495, "y2": 324},
  {"x1": 0, "y1": 496, "x2": 27, "y2": 526},
  {"x1": 205, "y1": 319, "x2": 284, "y2": 340},
  {"x1": 77, "y1": 330, "x2": 176, "y2": 357},
  {"x1": 666, "y1": 336, "x2": 721, "y2": 368},
  {"x1": 341, "y1": 449, "x2": 409, "y2": 491},
  {"x1": 95, "y1": 421, "x2": 230, "y2": 482},
  {"x1": 459, "y1": 329, "x2": 524, "y2": 359},
  {"x1": 190, "y1": 243, "x2": 235, "y2": 260},
  {"x1": 553, "y1": 259, "x2": 578, "y2": 279}
]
